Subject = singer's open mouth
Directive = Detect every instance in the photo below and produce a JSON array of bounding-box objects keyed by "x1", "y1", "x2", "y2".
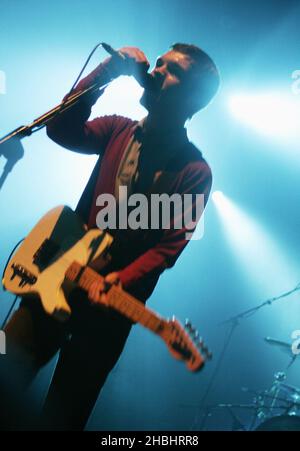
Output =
[{"x1": 145, "y1": 74, "x2": 163, "y2": 94}]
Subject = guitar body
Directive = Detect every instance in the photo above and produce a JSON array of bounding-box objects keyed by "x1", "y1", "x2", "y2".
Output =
[
  {"x1": 2, "y1": 206, "x2": 113, "y2": 320},
  {"x1": 2, "y1": 205, "x2": 209, "y2": 371}
]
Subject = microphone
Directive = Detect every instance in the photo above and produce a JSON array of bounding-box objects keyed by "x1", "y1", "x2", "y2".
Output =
[
  {"x1": 101, "y1": 42, "x2": 125, "y2": 61},
  {"x1": 101, "y1": 42, "x2": 156, "y2": 91}
]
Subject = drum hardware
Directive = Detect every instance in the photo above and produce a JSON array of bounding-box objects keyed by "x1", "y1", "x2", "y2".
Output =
[
  {"x1": 190, "y1": 280, "x2": 300, "y2": 431},
  {"x1": 264, "y1": 336, "x2": 300, "y2": 368},
  {"x1": 182, "y1": 403, "x2": 259, "y2": 431},
  {"x1": 244, "y1": 372, "x2": 300, "y2": 429}
]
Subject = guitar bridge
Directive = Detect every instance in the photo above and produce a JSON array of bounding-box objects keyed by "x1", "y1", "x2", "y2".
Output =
[{"x1": 10, "y1": 263, "x2": 37, "y2": 287}]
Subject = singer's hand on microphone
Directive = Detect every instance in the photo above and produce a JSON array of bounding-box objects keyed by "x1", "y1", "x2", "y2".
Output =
[{"x1": 104, "y1": 46, "x2": 150, "y2": 83}]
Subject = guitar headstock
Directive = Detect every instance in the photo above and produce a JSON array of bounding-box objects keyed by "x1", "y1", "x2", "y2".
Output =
[{"x1": 163, "y1": 317, "x2": 212, "y2": 372}]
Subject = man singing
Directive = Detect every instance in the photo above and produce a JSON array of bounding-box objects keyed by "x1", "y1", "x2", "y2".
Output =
[{"x1": 4, "y1": 43, "x2": 220, "y2": 430}]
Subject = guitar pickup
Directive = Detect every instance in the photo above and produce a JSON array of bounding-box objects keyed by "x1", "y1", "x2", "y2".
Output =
[{"x1": 33, "y1": 238, "x2": 60, "y2": 269}]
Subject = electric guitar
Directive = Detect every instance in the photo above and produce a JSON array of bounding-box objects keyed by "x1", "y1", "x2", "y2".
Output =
[{"x1": 2, "y1": 206, "x2": 211, "y2": 372}]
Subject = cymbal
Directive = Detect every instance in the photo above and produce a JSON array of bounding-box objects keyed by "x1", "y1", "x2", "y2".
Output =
[
  {"x1": 264, "y1": 337, "x2": 297, "y2": 357},
  {"x1": 180, "y1": 403, "x2": 260, "y2": 410},
  {"x1": 280, "y1": 383, "x2": 300, "y2": 395}
]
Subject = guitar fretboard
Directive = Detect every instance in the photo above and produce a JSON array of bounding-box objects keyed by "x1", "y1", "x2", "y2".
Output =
[{"x1": 65, "y1": 261, "x2": 165, "y2": 334}]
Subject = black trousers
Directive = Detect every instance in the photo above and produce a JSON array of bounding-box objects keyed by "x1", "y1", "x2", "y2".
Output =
[{"x1": 2, "y1": 289, "x2": 132, "y2": 430}]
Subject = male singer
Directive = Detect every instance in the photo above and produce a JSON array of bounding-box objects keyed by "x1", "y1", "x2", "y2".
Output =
[{"x1": 4, "y1": 43, "x2": 220, "y2": 430}]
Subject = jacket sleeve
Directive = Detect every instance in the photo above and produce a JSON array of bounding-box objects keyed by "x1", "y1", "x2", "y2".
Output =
[
  {"x1": 46, "y1": 63, "x2": 117, "y2": 155},
  {"x1": 118, "y1": 161, "x2": 212, "y2": 289}
]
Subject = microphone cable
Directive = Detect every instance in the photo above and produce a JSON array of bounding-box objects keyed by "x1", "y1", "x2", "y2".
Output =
[
  {"x1": 1, "y1": 238, "x2": 25, "y2": 329},
  {"x1": 31, "y1": 42, "x2": 110, "y2": 134}
]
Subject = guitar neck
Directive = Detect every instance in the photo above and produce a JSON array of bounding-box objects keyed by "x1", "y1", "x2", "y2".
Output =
[{"x1": 65, "y1": 262, "x2": 166, "y2": 335}]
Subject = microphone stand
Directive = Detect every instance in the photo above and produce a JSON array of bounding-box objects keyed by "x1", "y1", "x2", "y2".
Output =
[
  {"x1": 0, "y1": 41, "x2": 115, "y2": 149},
  {"x1": 0, "y1": 79, "x2": 108, "y2": 147},
  {"x1": 219, "y1": 282, "x2": 300, "y2": 327},
  {"x1": 0, "y1": 137, "x2": 25, "y2": 189},
  {"x1": 0, "y1": 41, "x2": 149, "y2": 189},
  {"x1": 192, "y1": 282, "x2": 300, "y2": 430},
  {"x1": 0, "y1": 77, "x2": 108, "y2": 191}
]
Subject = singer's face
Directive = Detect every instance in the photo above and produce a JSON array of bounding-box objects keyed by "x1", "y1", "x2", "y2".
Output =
[{"x1": 140, "y1": 50, "x2": 195, "y2": 115}]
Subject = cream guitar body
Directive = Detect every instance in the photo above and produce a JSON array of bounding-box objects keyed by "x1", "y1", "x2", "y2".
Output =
[{"x1": 2, "y1": 206, "x2": 211, "y2": 372}]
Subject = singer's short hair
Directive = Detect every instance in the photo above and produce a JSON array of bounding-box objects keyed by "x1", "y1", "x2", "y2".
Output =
[{"x1": 171, "y1": 43, "x2": 220, "y2": 117}]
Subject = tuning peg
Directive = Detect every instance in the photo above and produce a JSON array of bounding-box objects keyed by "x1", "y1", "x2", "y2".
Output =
[
  {"x1": 196, "y1": 338, "x2": 203, "y2": 348},
  {"x1": 202, "y1": 345, "x2": 213, "y2": 360},
  {"x1": 197, "y1": 336, "x2": 203, "y2": 343},
  {"x1": 186, "y1": 321, "x2": 196, "y2": 334},
  {"x1": 193, "y1": 330, "x2": 199, "y2": 339},
  {"x1": 185, "y1": 319, "x2": 192, "y2": 329}
]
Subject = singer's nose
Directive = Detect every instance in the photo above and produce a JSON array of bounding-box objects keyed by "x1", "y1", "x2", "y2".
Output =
[{"x1": 152, "y1": 67, "x2": 165, "y2": 79}]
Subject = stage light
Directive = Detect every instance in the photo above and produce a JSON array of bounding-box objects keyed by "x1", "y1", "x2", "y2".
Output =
[
  {"x1": 228, "y1": 92, "x2": 300, "y2": 142},
  {"x1": 92, "y1": 75, "x2": 146, "y2": 120},
  {"x1": 0, "y1": 70, "x2": 6, "y2": 95},
  {"x1": 212, "y1": 190, "x2": 225, "y2": 204},
  {"x1": 213, "y1": 192, "x2": 300, "y2": 299}
]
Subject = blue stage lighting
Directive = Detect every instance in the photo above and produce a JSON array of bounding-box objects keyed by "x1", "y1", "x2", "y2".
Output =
[
  {"x1": 228, "y1": 92, "x2": 300, "y2": 143},
  {"x1": 212, "y1": 190, "x2": 225, "y2": 204},
  {"x1": 213, "y1": 192, "x2": 300, "y2": 298}
]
